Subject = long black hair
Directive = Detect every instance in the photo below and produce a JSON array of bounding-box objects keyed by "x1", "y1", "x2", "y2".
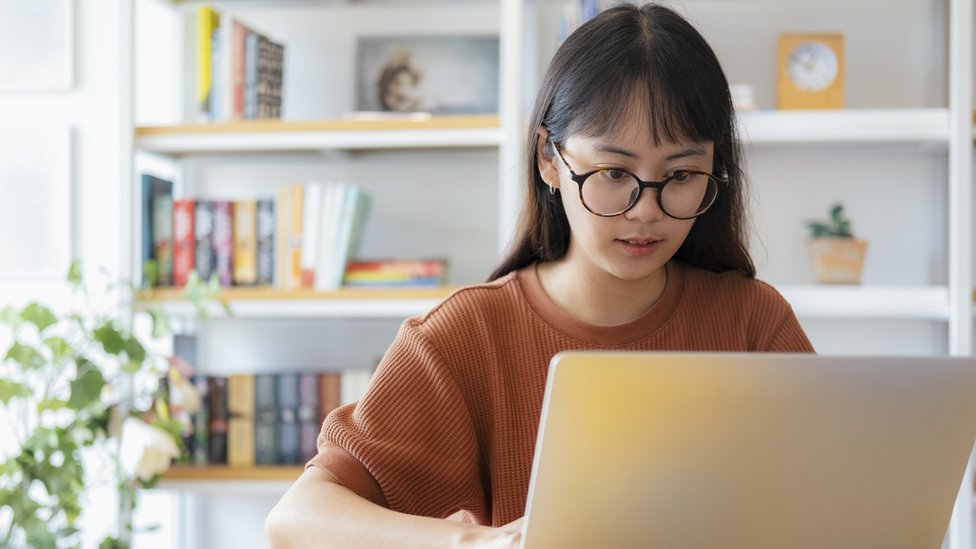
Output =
[{"x1": 488, "y1": 3, "x2": 754, "y2": 281}]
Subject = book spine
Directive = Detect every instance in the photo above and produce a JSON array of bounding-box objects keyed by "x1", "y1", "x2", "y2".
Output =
[
  {"x1": 231, "y1": 20, "x2": 247, "y2": 121},
  {"x1": 233, "y1": 199, "x2": 258, "y2": 286},
  {"x1": 212, "y1": 200, "x2": 235, "y2": 287},
  {"x1": 152, "y1": 189, "x2": 174, "y2": 287},
  {"x1": 276, "y1": 373, "x2": 301, "y2": 465},
  {"x1": 256, "y1": 198, "x2": 275, "y2": 285},
  {"x1": 318, "y1": 372, "x2": 342, "y2": 425},
  {"x1": 313, "y1": 183, "x2": 345, "y2": 292},
  {"x1": 300, "y1": 182, "x2": 323, "y2": 288},
  {"x1": 254, "y1": 374, "x2": 278, "y2": 464},
  {"x1": 297, "y1": 372, "x2": 320, "y2": 463},
  {"x1": 244, "y1": 30, "x2": 260, "y2": 120},
  {"x1": 190, "y1": 374, "x2": 210, "y2": 464},
  {"x1": 140, "y1": 174, "x2": 156, "y2": 283},
  {"x1": 196, "y1": 6, "x2": 220, "y2": 122},
  {"x1": 287, "y1": 184, "x2": 304, "y2": 290},
  {"x1": 172, "y1": 199, "x2": 196, "y2": 287},
  {"x1": 194, "y1": 200, "x2": 215, "y2": 282},
  {"x1": 207, "y1": 376, "x2": 229, "y2": 465},
  {"x1": 274, "y1": 184, "x2": 291, "y2": 290},
  {"x1": 227, "y1": 373, "x2": 256, "y2": 467}
]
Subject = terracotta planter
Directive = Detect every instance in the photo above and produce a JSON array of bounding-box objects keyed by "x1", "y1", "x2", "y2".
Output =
[{"x1": 807, "y1": 237, "x2": 868, "y2": 284}]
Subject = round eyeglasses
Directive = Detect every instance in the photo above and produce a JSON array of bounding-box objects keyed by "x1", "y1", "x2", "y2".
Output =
[{"x1": 550, "y1": 141, "x2": 724, "y2": 219}]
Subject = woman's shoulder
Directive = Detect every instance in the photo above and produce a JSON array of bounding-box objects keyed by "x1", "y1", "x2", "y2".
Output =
[
  {"x1": 407, "y1": 269, "x2": 526, "y2": 330},
  {"x1": 676, "y1": 261, "x2": 789, "y2": 309}
]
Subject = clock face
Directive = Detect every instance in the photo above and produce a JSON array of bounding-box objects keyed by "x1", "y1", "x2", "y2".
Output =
[{"x1": 786, "y1": 41, "x2": 838, "y2": 92}]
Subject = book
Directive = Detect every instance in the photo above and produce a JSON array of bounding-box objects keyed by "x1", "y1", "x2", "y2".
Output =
[
  {"x1": 327, "y1": 186, "x2": 370, "y2": 290},
  {"x1": 233, "y1": 199, "x2": 258, "y2": 285},
  {"x1": 227, "y1": 373, "x2": 256, "y2": 467},
  {"x1": 194, "y1": 200, "x2": 216, "y2": 282},
  {"x1": 207, "y1": 376, "x2": 229, "y2": 465},
  {"x1": 254, "y1": 374, "x2": 277, "y2": 465},
  {"x1": 256, "y1": 198, "x2": 275, "y2": 285},
  {"x1": 190, "y1": 375, "x2": 210, "y2": 465},
  {"x1": 212, "y1": 200, "x2": 235, "y2": 287},
  {"x1": 344, "y1": 258, "x2": 447, "y2": 287},
  {"x1": 152, "y1": 184, "x2": 174, "y2": 287},
  {"x1": 257, "y1": 34, "x2": 285, "y2": 119},
  {"x1": 297, "y1": 372, "x2": 320, "y2": 463},
  {"x1": 318, "y1": 372, "x2": 342, "y2": 425},
  {"x1": 340, "y1": 369, "x2": 373, "y2": 406},
  {"x1": 300, "y1": 182, "x2": 324, "y2": 288},
  {"x1": 313, "y1": 182, "x2": 346, "y2": 292},
  {"x1": 274, "y1": 184, "x2": 292, "y2": 290},
  {"x1": 243, "y1": 30, "x2": 260, "y2": 119},
  {"x1": 276, "y1": 373, "x2": 301, "y2": 465},
  {"x1": 140, "y1": 174, "x2": 173, "y2": 287},
  {"x1": 172, "y1": 198, "x2": 195, "y2": 287},
  {"x1": 286, "y1": 184, "x2": 304, "y2": 290},
  {"x1": 196, "y1": 6, "x2": 221, "y2": 122}
]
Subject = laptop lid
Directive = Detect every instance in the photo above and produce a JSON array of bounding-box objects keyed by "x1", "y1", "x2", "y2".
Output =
[{"x1": 521, "y1": 352, "x2": 976, "y2": 549}]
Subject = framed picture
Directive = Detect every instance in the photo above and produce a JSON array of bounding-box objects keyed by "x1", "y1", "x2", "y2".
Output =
[
  {"x1": 356, "y1": 35, "x2": 499, "y2": 114},
  {"x1": 0, "y1": 0, "x2": 74, "y2": 91},
  {"x1": 0, "y1": 128, "x2": 72, "y2": 279}
]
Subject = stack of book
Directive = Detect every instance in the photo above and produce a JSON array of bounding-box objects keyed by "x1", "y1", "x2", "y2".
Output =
[
  {"x1": 197, "y1": 5, "x2": 285, "y2": 122},
  {"x1": 344, "y1": 259, "x2": 447, "y2": 288},
  {"x1": 182, "y1": 368, "x2": 373, "y2": 467},
  {"x1": 140, "y1": 175, "x2": 373, "y2": 291}
]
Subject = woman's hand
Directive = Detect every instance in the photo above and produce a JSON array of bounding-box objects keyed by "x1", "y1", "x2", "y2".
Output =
[{"x1": 461, "y1": 517, "x2": 524, "y2": 549}]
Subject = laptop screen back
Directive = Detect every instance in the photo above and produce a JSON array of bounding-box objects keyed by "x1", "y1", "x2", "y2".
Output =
[{"x1": 521, "y1": 352, "x2": 976, "y2": 549}]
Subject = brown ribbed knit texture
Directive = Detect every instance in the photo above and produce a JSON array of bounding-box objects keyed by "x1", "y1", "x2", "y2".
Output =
[{"x1": 308, "y1": 260, "x2": 814, "y2": 526}]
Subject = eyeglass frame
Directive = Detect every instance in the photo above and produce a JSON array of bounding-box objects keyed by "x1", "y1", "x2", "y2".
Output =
[{"x1": 548, "y1": 139, "x2": 726, "y2": 220}]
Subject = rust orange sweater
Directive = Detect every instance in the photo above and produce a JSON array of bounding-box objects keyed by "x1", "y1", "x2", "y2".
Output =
[{"x1": 308, "y1": 261, "x2": 814, "y2": 526}]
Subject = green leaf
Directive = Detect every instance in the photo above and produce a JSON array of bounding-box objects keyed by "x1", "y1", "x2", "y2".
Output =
[
  {"x1": 148, "y1": 307, "x2": 170, "y2": 339},
  {"x1": 93, "y1": 322, "x2": 126, "y2": 355},
  {"x1": 0, "y1": 304, "x2": 21, "y2": 327},
  {"x1": 37, "y1": 399, "x2": 68, "y2": 412},
  {"x1": 142, "y1": 259, "x2": 159, "y2": 290},
  {"x1": 67, "y1": 364, "x2": 105, "y2": 410},
  {"x1": 0, "y1": 379, "x2": 32, "y2": 404},
  {"x1": 123, "y1": 335, "x2": 146, "y2": 363},
  {"x1": 122, "y1": 359, "x2": 143, "y2": 374},
  {"x1": 20, "y1": 303, "x2": 57, "y2": 333},
  {"x1": 42, "y1": 336, "x2": 72, "y2": 363},
  {"x1": 67, "y1": 259, "x2": 83, "y2": 288},
  {"x1": 5, "y1": 342, "x2": 44, "y2": 370}
]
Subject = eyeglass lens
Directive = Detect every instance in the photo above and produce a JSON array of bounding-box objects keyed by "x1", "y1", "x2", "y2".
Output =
[{"x1": 580, "y1": 171, "x2": 717, "y2": 218}]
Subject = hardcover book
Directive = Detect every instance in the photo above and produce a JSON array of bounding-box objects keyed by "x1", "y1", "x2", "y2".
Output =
[
  {"x1": 256, "y1": 198, "x2": 275, "y2": 285},
  {"x1": 194, "y1": 200, "x2": 216, "y2": 282},
  {"x1": 207, "y1": 376, "x2": 229, "y2": 465},
  {"x1": 276, "y1": 373, "x2": 301, "y2": 465},
  {"x1": 297, "y1": 372, "x2": 320, "y2": 463},
  {"x1": 142, "y1": 174, "x2": 174, "y2": 287},
  {"x1": 212, "y1": 200, "x2": 235, "y2": 287},
  {"x1": 233, "y1": 199, "x2": 258, "y2": 285},
  {"x1": 254, "y1": 374, "x2": 278, "y2": 465},
  {"x1": 227, "y1": 373, "x2": 256, "y2": 467},
  {"x1": 318, "y1": 372, "x2": 342, "y2": 424},
  {"x1": 172, "y1": 198, "x2": 195, "y2": 287}
]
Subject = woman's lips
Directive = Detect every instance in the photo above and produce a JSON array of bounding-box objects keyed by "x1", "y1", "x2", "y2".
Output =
[{"x1": 617, "y1": 238, "x2": 662, "y2": 256}]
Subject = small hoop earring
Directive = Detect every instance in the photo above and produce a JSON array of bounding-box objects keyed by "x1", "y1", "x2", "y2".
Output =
[{"x1": 549, "y1": 185, "x2": 557, "y2": 196}]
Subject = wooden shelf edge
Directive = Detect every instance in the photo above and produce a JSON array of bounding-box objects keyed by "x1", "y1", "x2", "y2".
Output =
[
  {"x1": 137, "y1": 285, "x2": 458, "y2": 304},
  {"x1": 136, "y1": 114, "x2": 499, "y2": 136},
  {"x1": 162, "y1": 465, "x2": 304, "y2": 481}
]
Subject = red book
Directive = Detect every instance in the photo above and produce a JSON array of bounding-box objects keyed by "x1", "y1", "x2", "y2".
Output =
[{"x1": 172, "y1": 199, "x2": 196, "y2": 287}]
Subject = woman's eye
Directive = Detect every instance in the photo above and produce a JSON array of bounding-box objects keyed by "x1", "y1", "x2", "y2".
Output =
[
  {"x1": 603, "y1": 169, "x2": 629, "y2": 180},
  {"x1": 669, "y1": 171, "x2": 691, "y2": 181}
]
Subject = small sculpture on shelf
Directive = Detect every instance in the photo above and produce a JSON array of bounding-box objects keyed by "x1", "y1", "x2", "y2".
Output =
[{"x1": 805, "y1": 203, "x2": 868, "y2": 284}]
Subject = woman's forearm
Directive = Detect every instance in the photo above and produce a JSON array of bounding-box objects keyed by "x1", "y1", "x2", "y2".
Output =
[{"x1": 265, "y1": 467, "x2": 519, "y2": 549}]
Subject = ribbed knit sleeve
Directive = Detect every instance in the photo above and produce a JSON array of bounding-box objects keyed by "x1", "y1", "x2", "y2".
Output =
[{"x1": 314, "y1": 319, "x2": 490, "y2": 521}]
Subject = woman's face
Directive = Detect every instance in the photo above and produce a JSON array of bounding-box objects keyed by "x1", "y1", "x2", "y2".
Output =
[{"x1": 538, "y1": 112, "x2": 715, "y2": 286}]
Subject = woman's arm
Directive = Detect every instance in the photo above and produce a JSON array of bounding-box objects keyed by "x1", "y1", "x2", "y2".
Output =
[{"x1": 265, "y1": 466, "x2": 523, "y2": 549}]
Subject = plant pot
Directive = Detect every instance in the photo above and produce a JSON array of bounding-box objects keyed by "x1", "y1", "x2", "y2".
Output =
[{"x1": 807, "y1": 237, "x2": 868, "y2": 284}]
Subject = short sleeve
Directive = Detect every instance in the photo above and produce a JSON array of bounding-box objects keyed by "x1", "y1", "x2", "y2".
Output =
[{"x1": 306, "y1": 319, "x2": 490, "y2": 522}]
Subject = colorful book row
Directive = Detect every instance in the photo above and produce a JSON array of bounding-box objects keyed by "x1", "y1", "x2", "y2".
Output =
[
  {"x1": 197, "y1": 5, "x2": 285, "y2": 122},
  {"x1": 140, "y1": 175, "x2": 371, "y2": 291},
  {"x1": 182, "y1": 370, "x2": 373, "y2": 467}
]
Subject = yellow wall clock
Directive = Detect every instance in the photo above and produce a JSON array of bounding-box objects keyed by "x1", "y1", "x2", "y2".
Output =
[{"x1": 777, "y1": 33, "x2": 845, "y2": 109}]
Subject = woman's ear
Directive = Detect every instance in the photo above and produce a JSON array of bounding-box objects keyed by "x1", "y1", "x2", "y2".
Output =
[{"x1": 535, "y1": 128, "x2": 560, "y2": 191}]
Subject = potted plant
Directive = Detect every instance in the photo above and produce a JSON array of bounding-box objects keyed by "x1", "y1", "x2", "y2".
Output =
[
  {"x1": 805, "y1": 203, "x2": 868, "y2": 284},
  {"x1": 0, "y1": 261, "x2": 221, "y2": 548}
]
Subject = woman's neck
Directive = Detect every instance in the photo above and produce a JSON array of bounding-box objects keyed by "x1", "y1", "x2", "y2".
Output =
[{"x1": 535, "y1": 260, "x2": 669, "y2": 326}]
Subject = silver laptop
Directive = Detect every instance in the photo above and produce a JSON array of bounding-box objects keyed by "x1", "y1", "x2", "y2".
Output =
[{"x1": 521, "y1": 352, "x2": 976, "y2": 549}]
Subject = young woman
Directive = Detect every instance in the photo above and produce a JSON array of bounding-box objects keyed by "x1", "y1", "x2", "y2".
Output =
[{"x1": 266, "y1": 4, "x2": 814, "y2": 548}]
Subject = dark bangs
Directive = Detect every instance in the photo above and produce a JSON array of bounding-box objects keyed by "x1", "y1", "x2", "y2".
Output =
[{"x1": 542, "y1": 6, "x2": 734, "y2": 160}]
